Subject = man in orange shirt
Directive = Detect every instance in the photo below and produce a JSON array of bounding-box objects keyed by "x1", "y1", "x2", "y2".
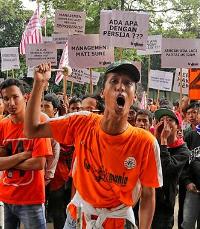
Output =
[
  {"x1": 25, "y1": 62, "x2": 163, "y2": 229},
  {"x1": 0, "y1": 79, "x2": 52, "y2": 229}
]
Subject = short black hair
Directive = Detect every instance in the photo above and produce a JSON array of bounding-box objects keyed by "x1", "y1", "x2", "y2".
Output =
[
  {"x1": 185, "y1": 102, "x2": 200, "y2": 112},
  {"x1": 135, "y1": 109, "x2": 153, "y2": 124},
  {"x1": 69, "y1": 97, "x2": 82, "y2": 107},
  {"x1": 44, "y1": 93, "x2": 60, "y2": 109},
  {"x1": 0, "y1": 78, "x2": 27, "y2": 95},
  {"x1": 82, "y1": 94, "x2": 105, "y2": 112}
]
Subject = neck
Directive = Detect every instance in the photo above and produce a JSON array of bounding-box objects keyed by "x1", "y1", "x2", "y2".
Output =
[
  {"x1": 10, "y1": 110, "x2": 25, "y2": 124},
  {"x1": 101, "y1": 110, "x2": 129, "y2": 135},
  {"x1": 167, "y1": 135, "x2": 177, "y2": 145}
]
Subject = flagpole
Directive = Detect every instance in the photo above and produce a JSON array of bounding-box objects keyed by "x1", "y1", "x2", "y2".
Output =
[
  {"x1": 156, "y1": 89, "x2": 160, "y2": 107},
  {"x1": 12, "y1": 69, "x2": 14, "y2": 78},
  {"x1": 147, "y1": 55, "x2": 150, "y2": 98},
  {"x1": 119, "y1": 48, "x2": 123, "y2": 61},
  {"x1": 89, "y1": 68, "x2": 93, "y2": 95},
  {"x1": 179, "y1": 68, "x2": 183, "y2": 113},
  {"x1": 70, "y1": 81, "x2": 74, "y2": 97}
]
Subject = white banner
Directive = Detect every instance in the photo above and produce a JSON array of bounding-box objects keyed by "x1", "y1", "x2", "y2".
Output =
[
  {"x1": 137, "y1": 35, "x2": 162, "y2": 55},
  {"x1": 26, "y1": 43, "x2": 57, "y2": 68},
  {"x1": 54, "y1": 10, "x2": 86, "y2": 34},
  {"x1": 52, "y1": 34, "x2": 68, "y2": 49},
  {"x1": 161, "y1": 38, "x2": 200, "y2": 68},
  {"x1": 68, "y1": 34, "x2": 114, "y2": 68},
  {"x1": 173, "y1": 68, "x2": 189, "y2": 94},
  {"x1": 1, "y1": 47, "x2": 20, "y2": 71},
  {"x1": 99, "y1": 10, "x2": 149, "y2": 49},
  {"x1": 68, "y1": 68, "x2": 100, "y2": 85},
  {"x1": 149, "y1": 70, "x2": 173, "y2": 91}
]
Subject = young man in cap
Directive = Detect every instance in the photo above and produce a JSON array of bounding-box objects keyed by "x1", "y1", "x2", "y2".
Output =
[
  {"x1": 152, "y1": 108, "x2": 190, "y2": 229},
  {"x1": 25, "y1": 61, "x2": 163, "y2": 229}
]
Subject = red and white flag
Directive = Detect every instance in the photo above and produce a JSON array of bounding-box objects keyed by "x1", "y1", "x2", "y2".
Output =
[
  {"x1": 20, "y1": 8, "x2": 43, "y2": 55},
  {"x1": 140, "y1": 91, "x2": 147, "y2": 109},
  {"x1": 55, "y1": 42, "x2": 69, "y2": 85}
]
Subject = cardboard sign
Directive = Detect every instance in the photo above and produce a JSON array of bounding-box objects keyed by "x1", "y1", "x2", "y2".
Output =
[
  {"x1": 27, "y1": 67, "x2": 34, "y2": 78},
  {"x1": 173, "y1": 68, "x2": 189, "y2": 94},
  {"x1": 188, "y1": 69, "x2": 200, "y2": 100},
  {"x1": 161, "y1": 38, "x2": 200, "y2": 68},
  {"x1": 68, "y1": 68, "x2": 100, "y2": 85},
  {"x1": 1, "y1": 47, "x2": 20, "y2": 71},
  {"x1": 137, "y1": 35, "x2": 162, "y2": 55},
  {"x1": 42, "y1": 37, "x2": 53, "y2": 44},
  {"x1": 68, "y1": 34, "x2": 114, "y2": 68},
  {"x1": 26, "y1": 43, "x2": 57, "y2": 68},
  {"x1": 99, "y1": 10, "x2": 149, "y2": 49},
  {"x1": 149, "y1": 70, "x2": 173, "y2": 91},
  {"x1": 52, "y1": 34, "x2": 68, "y2": 49},
  {"x1": 54, "y1": 10, "x2": 86, "y2": 34}
]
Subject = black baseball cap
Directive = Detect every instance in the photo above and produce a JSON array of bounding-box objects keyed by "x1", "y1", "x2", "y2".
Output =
[{"x1": 105, "y1": 61, "x2": 140, "y2": 83}]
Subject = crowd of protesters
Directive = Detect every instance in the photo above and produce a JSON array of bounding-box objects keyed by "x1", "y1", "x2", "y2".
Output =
[{"x1": 0, "y1": 62, "x2": 199, "y2": 229}]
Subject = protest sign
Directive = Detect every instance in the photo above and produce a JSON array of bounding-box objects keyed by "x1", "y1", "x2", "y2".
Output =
[
  {"x1": 27, "y1": 67, "x2": 34, "y2": 78},
  {"x1": 68, "y1": 68, "x2": 100, "y2": 85},
  {"x1": 1, "y1": 47, "x2": 20, "y2": 71},
  {"x1": 26, "y1": 43, "x2": 57, "y2": 68},
  {"x1": 68, "y1": 34, "x2": 114, "y2": 68},
  {"x1": 161, "y1": 38, "x2": 200, "y2": 68},
  {"x1": 149, "y1": 70, "x2": 173, "y2": 91},
  {"x1": 99, "y1": 10, "x2": 149, "y2": 49},
  {"x1": 188, "y1": 69, "x2": 200, "y2": 100},
  {"x1": 52, "y1": 34, "x2": 68, "y2": 49},
  {"x1": 173, "y1": 68, "x2": 189, "y2": 94},
  {"x1": 42, "y1": 37, "x2": 53, "y2": 44},
  {"x1": 137, "y1": 35, "x2": 162, "y2": 55},
  {"x1": 54, "y1": 10, "x2": 86, "y2": 34}
]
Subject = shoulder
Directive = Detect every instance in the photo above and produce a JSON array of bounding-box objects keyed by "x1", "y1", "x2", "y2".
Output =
[{"x1": 131, "y1": 126, "x2": 156, "y2": 143}]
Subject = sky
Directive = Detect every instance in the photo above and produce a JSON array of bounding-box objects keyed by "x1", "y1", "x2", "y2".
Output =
[{"x1": 22, "y1": 0, "x2": 37, "y2": 10}]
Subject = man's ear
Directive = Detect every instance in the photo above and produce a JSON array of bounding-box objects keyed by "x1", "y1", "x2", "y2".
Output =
[
  {"x1": 53, "y1": 108, "x2": 58, "y2": 116},
  {"x1": 24, "y1": 93, "x2": 29, "y2": 103}
]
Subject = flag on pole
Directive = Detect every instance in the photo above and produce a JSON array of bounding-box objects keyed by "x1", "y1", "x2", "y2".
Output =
[
  {"x1": 140, "y1": 91, "x2": 147, "y2": 109},
  {"x1": 20, "y1": 8, "x2": 43, "y2": 55},
  {"x1": 55, "y1": 42, "x2": 69, "y2": 85}
]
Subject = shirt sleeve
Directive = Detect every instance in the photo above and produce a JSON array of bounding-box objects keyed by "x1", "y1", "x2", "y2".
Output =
[
  {"x1": 140, "y1": 138, "x2": 163, "y2": 188},
  {"x1": 32, "y1": 137, "x2": 53, "y2": 157},
  {"x1": 48, "y1": 112, "x2": 91, "y2": 145}
]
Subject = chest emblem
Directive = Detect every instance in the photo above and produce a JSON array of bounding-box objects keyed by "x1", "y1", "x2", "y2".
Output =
[{"x1": 124, "y1": 157, "x2": 136, "y2": 170}]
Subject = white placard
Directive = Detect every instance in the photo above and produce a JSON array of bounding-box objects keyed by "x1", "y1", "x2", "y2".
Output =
[
  {"x1": 52, "y1": 34, "x2": 68, "y2": 49},
  {"x1": 137, "y1": 35, "x2": 162, "y2": 55},
  {"x1": 161, "y1": 38, "x2": 200, "y2": 68},
  {"x1": 26, "y1": 43, "x2": 57, "y2": 68},
  {"x1": 68, "y1": 68, "x2": 100, "y2": 85},
  {"x1": 99, "y1": 10, "x2": 149, "y2": 49},
  {"x1": 42, "y1": 37, "x2": 53, "y2": 44},
  {"x1": 68, "y1": 34, "x2": 114, "y2": 68},
  {"x1": 173, "y1": 68, "x2": 189, "y2": 94},
  {"x1": 1, "y1": 47, "x2": 20, "y2": 71},
  {"x1": 149, "y1": 70, "x2": 173, "y2": 91},
  {"x1": 54, "y1": 10, "x2": 86, "y2": 34},
  {"x1": 0, "y1": 78, "x2": 4, "y2": 84},
  {"x1": 27, "y1": 67, "x2": 34, "y2": 78}
]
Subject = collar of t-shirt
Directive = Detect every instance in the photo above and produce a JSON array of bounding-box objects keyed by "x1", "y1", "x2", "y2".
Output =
[{"x1": 167, "y1": 138, "x2": 185, "y2": 148}]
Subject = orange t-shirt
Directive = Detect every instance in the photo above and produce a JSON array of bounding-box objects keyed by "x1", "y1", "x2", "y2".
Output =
[
  {"x1": 49, "y1": 112, "x2": 162, "y2": 227},
  {"x1": 0, "y1": 117, "x2": 52, "y2": 205}
]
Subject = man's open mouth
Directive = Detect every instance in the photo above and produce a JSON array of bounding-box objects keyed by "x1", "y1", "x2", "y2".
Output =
[{"x1": 116, "y1": 95, "x2": 125, "y2": 108}]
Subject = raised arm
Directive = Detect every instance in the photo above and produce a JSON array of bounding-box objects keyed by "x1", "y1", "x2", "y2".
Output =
[{"x1": 24, "y1": 63, "x2": 52, "y2": 138}]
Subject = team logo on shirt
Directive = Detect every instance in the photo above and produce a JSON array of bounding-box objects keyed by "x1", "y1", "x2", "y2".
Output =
[{"x1": 124, "y1": 157, "x2": 136, "y2": 169}]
